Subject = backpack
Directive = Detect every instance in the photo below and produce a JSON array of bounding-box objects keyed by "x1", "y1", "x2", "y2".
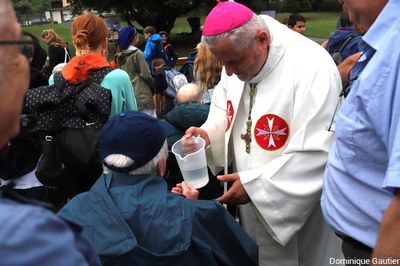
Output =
[
  {"x1": 24, "y1": 68, "x2": 113, "y2": 189},
  {"x1": 0, "y1": 114, "x2": 41, "y2": 180},
  {"x1": 153, "y1": 41, "x2": 169, "y2": 65},
  {"x1": 330, "y1": 35, "x2": 356, "y2": 66},
  {"x1": 164, "y1": 68, "x2": 188, "y2": 98},
  {"x1": 179, "y1": 50, "x2": 197, "y2": 83}
]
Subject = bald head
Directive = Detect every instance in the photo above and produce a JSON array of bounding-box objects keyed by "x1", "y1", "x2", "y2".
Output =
[
  {"x1": 176, "y1": 83, "x2": 203, "y2": 104},
  {"x1": 0, "y1": 1, "x2": 19, "y2": 38}
]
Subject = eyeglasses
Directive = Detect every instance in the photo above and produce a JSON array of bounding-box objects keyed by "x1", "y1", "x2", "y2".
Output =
[{"x1": 0, "y1": 31, "x2": 37, "y2": 61}]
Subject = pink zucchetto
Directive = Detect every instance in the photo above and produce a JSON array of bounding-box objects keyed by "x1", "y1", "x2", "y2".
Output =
[{"x1": 202, "y1": 0, "x2": 254, "y2": 36}]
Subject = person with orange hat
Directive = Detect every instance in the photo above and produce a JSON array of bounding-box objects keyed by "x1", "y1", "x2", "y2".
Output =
[{"x1": 184, "y1": 1, "x2": 343, "y2": 265}]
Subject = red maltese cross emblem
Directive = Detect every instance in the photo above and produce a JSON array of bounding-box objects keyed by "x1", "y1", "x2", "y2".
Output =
[
  {"x1": 226, "y1": 100, "x2": 234, "y2": 131},
  {"x1": 254, "y1": 114, "x2": 289, "y2": 151}
]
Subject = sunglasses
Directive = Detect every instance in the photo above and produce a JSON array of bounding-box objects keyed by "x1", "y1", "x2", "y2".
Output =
[{"x1": 0, "y1": 31, "x2": 37, "y2": 61}]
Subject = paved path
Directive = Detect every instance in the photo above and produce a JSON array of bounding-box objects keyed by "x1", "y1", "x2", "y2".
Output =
[{"x1": 309, "y1": 36, "x2": 327, "y2": 44}]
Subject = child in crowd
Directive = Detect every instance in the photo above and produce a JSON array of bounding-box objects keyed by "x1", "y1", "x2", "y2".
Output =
[{"x1": 152, "y1": 58, "x2": 175, "y2": 118}]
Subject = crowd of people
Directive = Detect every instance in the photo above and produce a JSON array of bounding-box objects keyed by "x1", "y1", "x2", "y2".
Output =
[{"x1": 0, "y1": 0, "x2": 399, "y2": 265}]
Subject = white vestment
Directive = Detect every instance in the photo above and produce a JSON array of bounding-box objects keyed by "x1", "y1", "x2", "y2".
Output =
[{"x1": 202, "y1": 15, "x2": 344, "y2": 266}]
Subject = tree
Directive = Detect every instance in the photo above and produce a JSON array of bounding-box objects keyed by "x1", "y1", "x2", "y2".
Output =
[
  {"x1": 31, "y1": 0, "x2": 51, "y2": 14},
  {"x1": 312, "y1": 0, "x2": 324, "y2": 11},
  {"x1": 13, "y1": 0, "x2": 32, "y2": 18},
  {"x1": 69, "y1": 0, "x2": 211, "y2": 34},
  {"x1": 13, "y1": 0, "x2": 50, "y2": 14},
  {"x1": 71, "y1": 0, "x2": 261, "y2": 34},
  {"x1": 283, "y1": 0, "x2": 312, "y2": 14}
]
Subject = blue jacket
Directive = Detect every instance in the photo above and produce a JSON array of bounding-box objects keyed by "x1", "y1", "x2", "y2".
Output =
[
  {"x1": 0, "y1": 196, "x2": 100, "y2": 266},
  {"x1": 144, "y1": 33, "x2": 163, "y2": 72},
  {"x1": 58, "y1": 172, "x2": 258, "y2": 266},
  {"x1": 326, "y1": 28, "x2": 362, "y2": 61}
]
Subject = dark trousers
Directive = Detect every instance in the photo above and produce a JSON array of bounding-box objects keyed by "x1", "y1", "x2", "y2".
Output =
[{"x1": 337, "y1": 234, "x2": 373, "y2": 266}]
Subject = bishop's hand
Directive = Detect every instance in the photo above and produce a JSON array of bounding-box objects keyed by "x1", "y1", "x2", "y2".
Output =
[{"x1": 216, "y1": 173, "x2": 250, "y2": 205}]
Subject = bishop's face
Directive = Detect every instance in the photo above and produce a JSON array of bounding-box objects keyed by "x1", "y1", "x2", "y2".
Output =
[{"x1": 208, "y1": 30, "x2": 269, "y2": 82}]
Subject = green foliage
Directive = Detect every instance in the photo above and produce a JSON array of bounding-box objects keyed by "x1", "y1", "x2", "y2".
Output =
[
  {"x1": 23, "y1": 11, "x2": 340, "y2": 61},
  {"x1": 13, "y1": 0, "x2": 50, "y2": 14},
  {"x1": 31, "y1": 0, "x2": 51, "y2": 13},
  {"x1": 13, "y1": 0, "x2": 32, "y2": 15},
  {"x1": 69, "y1": 0, "x2": 205, "y2": 34},
  {"x1": 308, "y1": 0, "x2": 342, "y2": 12},
  {"x1": 283, "y1": 0, "x2": 312, "y2": 13}
]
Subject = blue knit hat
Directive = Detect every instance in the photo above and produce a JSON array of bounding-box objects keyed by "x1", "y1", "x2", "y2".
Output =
[
  {"x1": 117, "y1": 25, "x2": 138, "y2": 50},
  {"x1": 99, "y1": 111, "x2": 174, "y2": 172}
]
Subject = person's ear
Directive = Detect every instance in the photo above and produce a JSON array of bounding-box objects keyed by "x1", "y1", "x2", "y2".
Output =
[
  {"x1": 255, "y1": 31, "x2": 269, "y2": 49},
  {"x1": 103, "y1": 38, "x2": 108, "y2": 49},
  {"x1": 156, "y1": 155, "x2": 167, "y2": 177}
]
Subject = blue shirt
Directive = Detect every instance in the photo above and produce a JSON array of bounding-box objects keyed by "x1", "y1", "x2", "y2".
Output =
[
  {"x1": 0, "y1": 198, "x2": 100, "y2": 266},
  {"x1": 321, "y1": 0, "x2": 400, "y2": 249}
]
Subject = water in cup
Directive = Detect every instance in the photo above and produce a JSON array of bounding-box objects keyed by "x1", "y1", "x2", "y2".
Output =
[
  {"x1": 171, "y1": 136, "x2": 209, "y2": 189},
  {"x1": 180, "y1": 166, "x2": 208, "y2": 189}
]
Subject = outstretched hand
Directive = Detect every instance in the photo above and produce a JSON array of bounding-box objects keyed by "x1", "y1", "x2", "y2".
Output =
[
  {"x1": 171, "y1": 181, "x2": 199, "y2": 200},
  {"x1": 216, "y1": 173, "x2": 250, "y2": 205}
]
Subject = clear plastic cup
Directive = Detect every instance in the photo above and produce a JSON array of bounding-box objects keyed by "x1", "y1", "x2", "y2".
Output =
[{"x1": 171, "y1": 136, "x2": 209, "y2": 189}]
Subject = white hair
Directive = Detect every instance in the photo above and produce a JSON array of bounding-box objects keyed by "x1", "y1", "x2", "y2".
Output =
[
  {"x1": 103, "y1": 141, "x2": 169, "y2": 175},
  {"x1": 201, "y1": 14, "x2": 268, "y2": 49}
]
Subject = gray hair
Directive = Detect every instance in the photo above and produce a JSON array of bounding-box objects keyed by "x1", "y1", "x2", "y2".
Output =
[
  {"x1": 103, "y1": 141, "x2": 169, "y2": 175},
  {"x1": 201, "y1": 14, "x2": 268, "y2": 49}
]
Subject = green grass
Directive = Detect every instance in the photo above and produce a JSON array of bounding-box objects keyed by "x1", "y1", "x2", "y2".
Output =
[
  {"x1": 276, "y1": 12, "x2": 340, "y2": 38},
  {"x1": 25, "y1": 22, "x2": 73, "y2": 52},
  {"x1": 23, "y1": 11, "x2": 341, "y2": 60}
]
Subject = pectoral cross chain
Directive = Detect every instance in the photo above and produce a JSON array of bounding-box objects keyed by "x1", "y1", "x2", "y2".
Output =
[
  {"x1": 241, "y1": 84, "x2": 257, "y2": 153},
  {"x1": 241, "y1": 120, "x2": 252, "y2": 153}
]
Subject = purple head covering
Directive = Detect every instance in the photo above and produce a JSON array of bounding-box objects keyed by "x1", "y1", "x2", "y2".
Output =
[{"x1": 117, "y1": 25, "x2": 138, "y2": 50}]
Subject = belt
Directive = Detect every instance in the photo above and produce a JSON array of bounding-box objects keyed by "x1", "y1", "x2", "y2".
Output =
[{"x1": 335, "y1": 233, "x2": 373, "y2": 253}]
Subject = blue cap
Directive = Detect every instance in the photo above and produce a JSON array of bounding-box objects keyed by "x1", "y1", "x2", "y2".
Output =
[
  {"x1": 117, "y1": 25, "x2": 137, "y2": 50},
  {"x1": 99, "y1": 111, "x2": 174, "y2": 172}
]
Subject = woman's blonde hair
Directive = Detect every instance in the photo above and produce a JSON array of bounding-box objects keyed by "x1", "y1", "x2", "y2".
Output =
[
  {"x1": 71, "y1": 13, "x2": 108, "y2": 56},
  {"x1": 193, "y1": 43, "x2": 223, "y2": 93},
  {"x1": 41, "y1": 29, "x2": 67, "y2": 47}
]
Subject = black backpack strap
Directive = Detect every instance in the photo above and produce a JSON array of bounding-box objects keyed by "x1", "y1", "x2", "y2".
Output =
[
  {"x1": 52, "y1": 72, "x2": 66, "y2": 132},
  {"x1": 54, "y1": 67, "x2": 113, "y2": 99},
  {"x1": 336, "y1": 35, "x2": 357, "y2": 54},
  {"x1": 52, "y1": 68, "x2": 113, "y2": 124},
  {"x1": 74, "y1": 67, "x2": 113, "y2": 96},
  {"x1": 75, "y1": 67, "x2": 113, "y2": 123}
]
